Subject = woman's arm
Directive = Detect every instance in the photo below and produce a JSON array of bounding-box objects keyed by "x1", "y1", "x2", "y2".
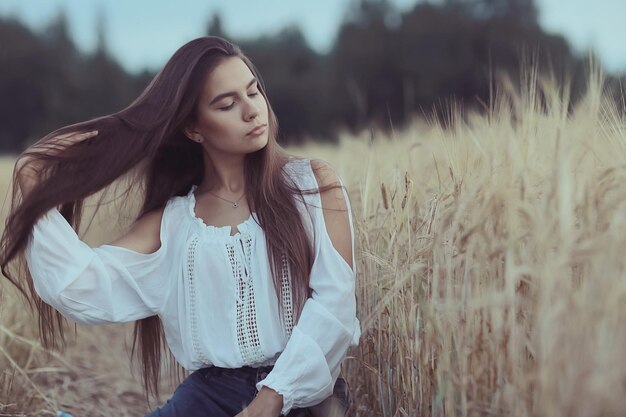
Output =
[
  {"x1": 18, "y1": 132, "x2": 173, "y2": 324},
  {"x1": 16, "y1": 129, "x2": 162, "y2": 256},
  {"x1": 254, "y1": 159, "x2": 360, "y2": 415},
  {"x1": 24, "y1": 203, "x2": 171, "y2": 325}
]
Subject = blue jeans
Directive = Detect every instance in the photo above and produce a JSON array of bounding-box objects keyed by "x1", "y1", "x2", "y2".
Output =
[{"x1": 143, "y1": 365, "x2": 351, "y2": 417}]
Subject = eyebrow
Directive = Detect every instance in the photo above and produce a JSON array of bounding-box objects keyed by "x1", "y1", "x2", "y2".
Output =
[{"x1": 209, "y1": 78, "x2": 258, "y2": 105}]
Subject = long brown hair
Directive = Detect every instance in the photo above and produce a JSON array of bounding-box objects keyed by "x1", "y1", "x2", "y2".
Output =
[{"x1": 0, "y1": 36, "x2": 343, "y2": 404}]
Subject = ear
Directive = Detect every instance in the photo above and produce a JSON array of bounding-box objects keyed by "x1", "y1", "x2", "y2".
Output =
[{"x1": 182, "y1": 125, "x2": 203, "y2": 143}]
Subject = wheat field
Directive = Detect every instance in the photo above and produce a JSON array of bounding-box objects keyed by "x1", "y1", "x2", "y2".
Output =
[{"x1": 2, "y1": 64, "x2": 626, "y2": 417}]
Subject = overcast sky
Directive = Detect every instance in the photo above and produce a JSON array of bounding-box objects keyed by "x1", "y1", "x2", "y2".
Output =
[{"x1": 1, "y1": 0, "x2": 624, "y2": 76}]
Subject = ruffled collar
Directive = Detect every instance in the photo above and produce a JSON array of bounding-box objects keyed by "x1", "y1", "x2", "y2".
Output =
[{"x1": 186, "y1": 185, "x2": 258, "y2": 238}]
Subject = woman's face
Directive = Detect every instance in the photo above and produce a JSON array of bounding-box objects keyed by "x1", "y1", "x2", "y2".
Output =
[{"x1": 184, "y1": 56, "x2": 269, "y2": 155}]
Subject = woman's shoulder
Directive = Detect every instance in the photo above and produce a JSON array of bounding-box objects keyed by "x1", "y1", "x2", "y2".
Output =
[
  {"x1": 283, "y1": 155, "x2": 310, "y2": 172},
  {"x1": 166, "y1": 191, "x2": 191, "y2": 210},
  {"x1": 283, "y1": 156, "x2": 318, "y2": 189},
  {"x1": 106, "y1": 206, "x2": 166, "y2": 254},
  {"x1": 123, "y1": 192, "x2": 188, "y2": 237},
  {"x1": 104, "y1": 191, "x2": 191, "y2": 255},
  {"x1": 163, "y1": 190, "x2": 195, "y2": 225},
  {"x1": 284, "y1": 156, "x2": 342, "y2": 191}
]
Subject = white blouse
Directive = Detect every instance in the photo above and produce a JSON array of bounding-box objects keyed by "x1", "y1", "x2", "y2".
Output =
[{"x1": 24, "y1": 157, "x2": 360, "y2": 415}]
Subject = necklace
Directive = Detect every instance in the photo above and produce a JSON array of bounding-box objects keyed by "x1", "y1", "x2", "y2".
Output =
[{"x1": 196, "y1": 186, "x2": 245, "y2": 208}]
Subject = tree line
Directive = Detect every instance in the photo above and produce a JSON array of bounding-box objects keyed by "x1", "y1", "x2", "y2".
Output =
[{"x1": 0, "y1": 0, "x2": 623, "y2": 152}]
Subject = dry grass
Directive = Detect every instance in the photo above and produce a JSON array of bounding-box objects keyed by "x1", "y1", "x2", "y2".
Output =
[{"x1": 2, "y1": 63, "x2": 626, "y2": 416}]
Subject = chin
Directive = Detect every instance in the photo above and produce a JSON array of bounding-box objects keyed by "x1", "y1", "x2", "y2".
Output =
[
  {"x1": 252, "y1": 135, "x2": 269, "y2": 147},
  {"x1": 243, "y1": 139, "x2": 267, "y2": 155}
]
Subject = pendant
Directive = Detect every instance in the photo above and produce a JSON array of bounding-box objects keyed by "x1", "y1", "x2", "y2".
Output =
[{"x1": 233, "y1": 202, "x2": 238, "y2": 208}]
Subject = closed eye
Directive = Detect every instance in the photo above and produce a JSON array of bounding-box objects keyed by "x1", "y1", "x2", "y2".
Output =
[{"x1": 219, "y1": 93, "x2": 260, "y2": 111}]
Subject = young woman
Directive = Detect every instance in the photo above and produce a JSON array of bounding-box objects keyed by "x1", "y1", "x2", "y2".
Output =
[{"x1": 0, "y1": 36, "x2": 360, "y2": 417}]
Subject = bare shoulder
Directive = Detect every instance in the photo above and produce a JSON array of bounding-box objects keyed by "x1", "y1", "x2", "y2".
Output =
[
  {"x1": 107, "y1": 206, "x2": 166, "y2": 254},
  {"x1": 310, "y1": 158, "x2": 348, "y2": 208},
  {"x1": 310, "y1": 159, "x2": 342, "y2": 189},
  {"x1": 309, "y1": 158, "x2": 353, "y2": 271}
]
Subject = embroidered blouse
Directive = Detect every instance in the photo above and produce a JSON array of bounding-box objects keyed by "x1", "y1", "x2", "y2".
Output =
[{"x1": 24, "y1": 157, "x2": 360, "y2": 415}]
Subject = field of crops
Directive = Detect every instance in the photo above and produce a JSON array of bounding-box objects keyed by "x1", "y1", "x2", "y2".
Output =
[{"x1": 2, "y1": 67, "x2": 626, "y2": 417}]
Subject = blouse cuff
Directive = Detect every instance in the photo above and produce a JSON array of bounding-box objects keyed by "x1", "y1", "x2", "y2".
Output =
[
  {"x1": 255, "y1": 327, "x2": 335, "y2": 415},
  {"x1": 255, "y1": 296, "x2": 356, "y2": 415}
]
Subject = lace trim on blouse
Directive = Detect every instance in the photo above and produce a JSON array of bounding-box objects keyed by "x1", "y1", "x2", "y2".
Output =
[
  {"x1": 186, "y1": 235, "x2": 211, "y2": 364},
  {"x1": 227, "y1": 233, "x2": 265, "y2": 364},
  {"x1": 183, "y1": 186, "x2": 296, "y2": 367},
  {"x1": 280, "y1": 252, "x2": 294, "y2": 339}
]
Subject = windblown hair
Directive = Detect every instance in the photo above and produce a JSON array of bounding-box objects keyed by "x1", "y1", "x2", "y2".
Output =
[{"x1": 0, "y1": 36, "x2": 343, "y2": 404}]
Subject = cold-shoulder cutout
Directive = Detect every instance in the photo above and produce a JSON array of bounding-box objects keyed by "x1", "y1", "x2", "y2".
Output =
[
  {"x1": 102, "y1": 205, "x2": 166, "y2": 256},
  {"x1": 309, "y1": 158, "x2": 353, "y2": 272}
]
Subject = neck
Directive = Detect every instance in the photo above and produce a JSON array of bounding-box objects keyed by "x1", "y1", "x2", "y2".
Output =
[{"x1": 198, "y1": 148, "x2": 246, "y2": 195}]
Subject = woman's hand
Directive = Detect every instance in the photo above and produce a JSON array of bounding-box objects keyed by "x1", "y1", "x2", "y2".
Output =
[
  {"x1": 15, "y1": 130, "x2": 99, "y2": 198},
  {"x1": 234, "y1": 386, "x2": 283, "y2": 417}
]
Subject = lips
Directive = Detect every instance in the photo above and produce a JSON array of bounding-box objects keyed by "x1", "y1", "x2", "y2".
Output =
[{"x1": 247, "y1": 124, "x2": 267, "y2": 136}]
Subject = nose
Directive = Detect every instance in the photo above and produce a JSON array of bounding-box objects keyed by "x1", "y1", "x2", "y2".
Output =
[{"x1": 244, "y1": 97, "x2": 261, "y2": 121}]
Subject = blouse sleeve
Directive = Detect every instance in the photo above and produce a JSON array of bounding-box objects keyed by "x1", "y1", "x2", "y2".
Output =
[
  {"x1": 24, "y1": 205, "x2": 171, "y2": 325},
  {"x1": 255, "y1": 160, "x2": 361, "y2": 415}
]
